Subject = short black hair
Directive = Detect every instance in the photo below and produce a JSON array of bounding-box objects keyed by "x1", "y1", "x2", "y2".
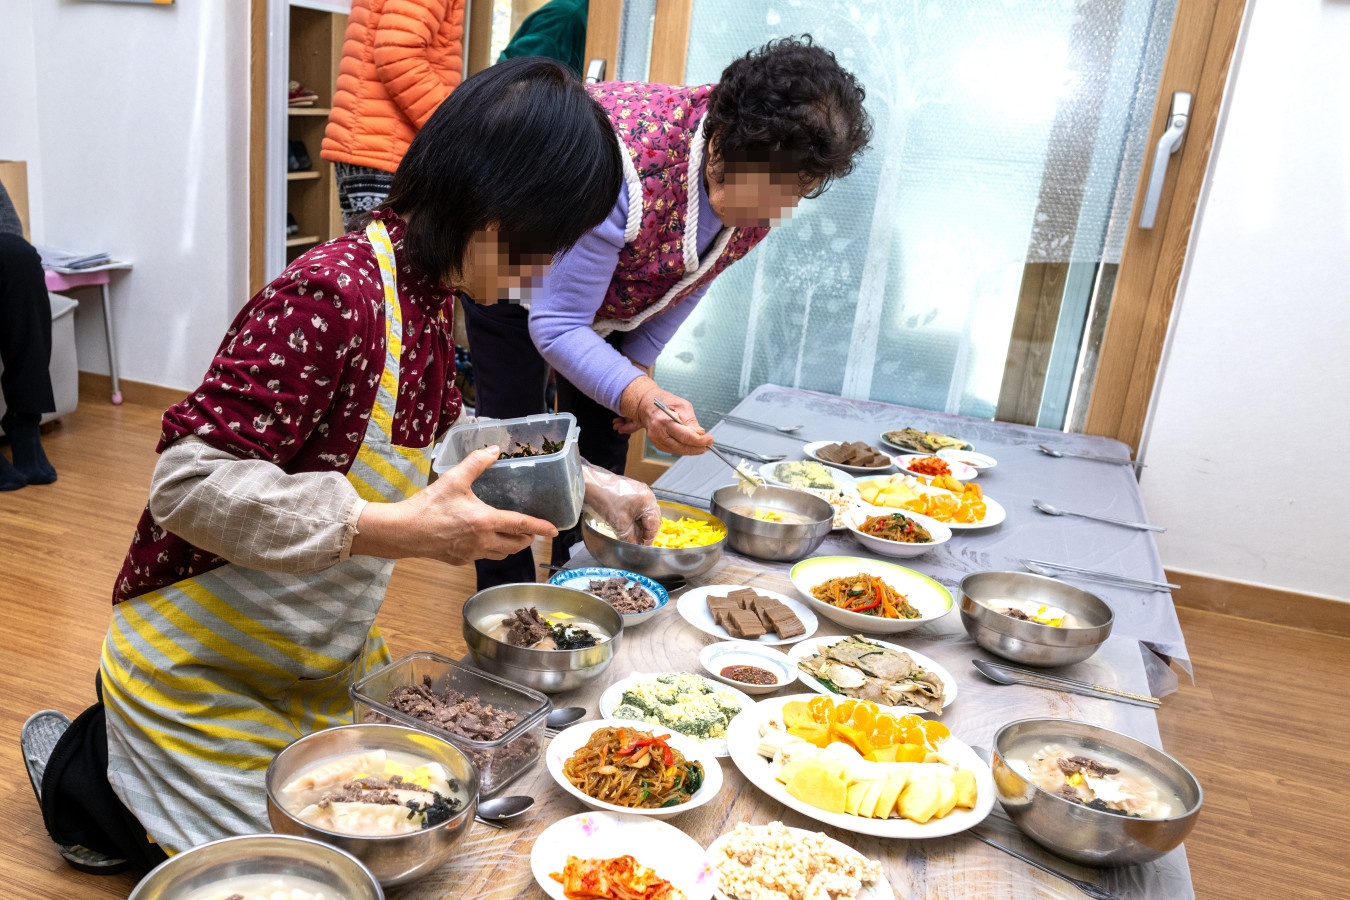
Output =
[
  {"x1": 704, "y1": 36, "x2": 871, "y2": 197},
  {"x1": 384, "y1": 57, "x2": 622, "y2": 282}
]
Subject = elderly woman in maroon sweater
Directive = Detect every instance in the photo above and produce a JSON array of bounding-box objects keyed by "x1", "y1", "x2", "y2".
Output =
[{"x1": 21, "y1": 58, "x2": 657, "y2": 874}]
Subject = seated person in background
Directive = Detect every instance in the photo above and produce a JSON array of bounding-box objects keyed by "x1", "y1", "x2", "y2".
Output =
[{"x1": 0, "y1": 181, "x2": 58, "y2": 491}]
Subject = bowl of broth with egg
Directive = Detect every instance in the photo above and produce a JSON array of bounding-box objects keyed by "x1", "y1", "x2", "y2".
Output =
[
  {"x1": 710, "y1": 484, "x2": 833, "y2": 562},
  {"x1": 264, "y1": 723, "x2": 478, "y2": 888},
  {"x1": 993, "y1": 717, "x2": 1203, "y2": 867},
  {"x1": 958, "y1": 571, "x2": 1113, "y2": 667},
  {"x1": 462, "y1": 583, "x2": 623, "y2": 693}
]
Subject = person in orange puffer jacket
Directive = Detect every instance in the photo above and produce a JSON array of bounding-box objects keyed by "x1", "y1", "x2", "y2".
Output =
[{"x1": 322, "y1": 0, "x2": 465, "y2": 230}]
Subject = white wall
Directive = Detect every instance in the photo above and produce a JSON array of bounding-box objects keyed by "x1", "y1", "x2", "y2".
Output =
[
  {"x1": 0, "y1": 0, "x2": 250, "y2": 392},
  {"x1": 1142, "y1": 0, "x2": 1350, "y2": 601}
]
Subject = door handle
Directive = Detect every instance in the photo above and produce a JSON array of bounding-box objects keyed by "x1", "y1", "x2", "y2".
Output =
[
  {"x1": 585, "y1": 58, "x2": 607, "y2": 84},
  {"x1": 1138, "y1": 91, "x2": 1192, "y2": 229}
]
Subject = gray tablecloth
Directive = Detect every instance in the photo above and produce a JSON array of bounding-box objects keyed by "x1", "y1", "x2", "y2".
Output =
[
  {"x1": 657, "y1": 384, "x2": 1189, "y2": 684},
  {"x1": 557, "y1": 539, "x2": 1193, "y2": 898}
]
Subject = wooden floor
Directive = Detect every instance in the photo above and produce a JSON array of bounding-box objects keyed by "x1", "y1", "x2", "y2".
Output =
[{"x1": 1, "y1": 386, "x2": 1347, "y2": 899}]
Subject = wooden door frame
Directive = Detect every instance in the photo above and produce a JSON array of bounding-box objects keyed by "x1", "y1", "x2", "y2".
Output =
[{"x1": 1084, "y1": 0, "x2": 1248, "y2": 450}]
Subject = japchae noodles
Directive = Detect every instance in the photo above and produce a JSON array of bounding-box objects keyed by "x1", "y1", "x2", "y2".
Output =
[
  {"x1": 561, "y1": 726, "x2": 704, "y2": 809},
  {"x1": 810, "y1": 573, "x2": 922, "y2": 619}
]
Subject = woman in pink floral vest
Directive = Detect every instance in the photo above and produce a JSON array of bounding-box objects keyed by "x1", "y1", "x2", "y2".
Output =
[{"x1": 463, "y1": 36, "x2": 870, "y2": 587}]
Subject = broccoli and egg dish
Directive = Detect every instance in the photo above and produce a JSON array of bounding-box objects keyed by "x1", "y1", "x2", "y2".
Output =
[{"x1": 612, "y1": 673, "x2": 746, "y2": 741}]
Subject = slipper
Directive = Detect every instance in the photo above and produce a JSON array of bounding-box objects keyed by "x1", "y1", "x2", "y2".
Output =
[{"x1": 21, "y1": 711, "x2": 130, "y2": 875}]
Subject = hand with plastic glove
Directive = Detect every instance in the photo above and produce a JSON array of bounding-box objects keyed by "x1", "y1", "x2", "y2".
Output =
[
  {"x1": 353, "y1": 446, "x2": 558, "y2": 565},
  {"x1": 614, "y1": 375, "x2": 715, "y2": 456},
  {"x1": 581, "y1": 463, "x2": 661, "y2": 546}
]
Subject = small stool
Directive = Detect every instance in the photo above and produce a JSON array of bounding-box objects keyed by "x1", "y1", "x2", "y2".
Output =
[{"x1": 43, "y1": 262, "x2": 132, "y2": 404}]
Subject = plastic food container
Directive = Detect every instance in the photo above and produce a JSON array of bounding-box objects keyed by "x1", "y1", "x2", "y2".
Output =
[
  {"x1": 432, "y1": 412, "x2": 584, "y2": 529},
  {"x1": 351, "y1": 652, "x2": 551, "y2": 797}
]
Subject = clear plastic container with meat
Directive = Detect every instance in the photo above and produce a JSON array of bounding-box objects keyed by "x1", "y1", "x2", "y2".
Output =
[
  {"x1": 350, "y1": 651, "x2": 552, "y2": 797},
  {"x1": 432, "y1": 412, "x2": 584, "y2": 529}
]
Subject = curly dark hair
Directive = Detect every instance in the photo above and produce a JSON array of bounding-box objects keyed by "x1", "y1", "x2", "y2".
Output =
[{"x1": 703, "y1": 36, "x2": 871, "y2": 198}]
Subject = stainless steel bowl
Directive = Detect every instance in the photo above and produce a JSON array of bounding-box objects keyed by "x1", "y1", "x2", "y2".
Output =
[
  {"x1": 129, "y1": 834, "x2": 383, "y2": 899},
  {"x1": 462, "y1": 583, "x2": 623, "y2": 693},
  {"x1": 265, "y1": 724, "x2": 478, "y2": 887},
  {"x1": 992, "y1": 717, "x2": 1203, "y2": 867},
  {"x1": 959, "y1": 571, "x2": 1113, "y2": 667},
  {"x1": 710, "y1": 484, "x2": 833, "y2": 561},
  {"x1": 581, "y1": 500, "x2": 726, "y2": 582}
]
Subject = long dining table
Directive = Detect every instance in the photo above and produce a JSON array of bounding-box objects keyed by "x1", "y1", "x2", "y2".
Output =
[{"x1": 393, "y1": 384, "x2": 1195, "y2": 899}]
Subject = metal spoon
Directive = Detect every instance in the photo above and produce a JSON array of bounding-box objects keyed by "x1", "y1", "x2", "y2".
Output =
[
  {"x1": 972, "y1": 659, "x2": 1161, "y2": 708},
  {"x1": 652, "y1": 398, "x2": 763, "y2": 490},
  {"x1": 718, "y1": 413, "x2": 805, "y2": 436},
  {"x1": 1038, "y1": 444, "x2": 1144, "y2": 468},
  {"x1": 546, "y1": 706, "x2": 586, "y2": 731},
  {"x1": 1032, "y1": 499, "x2": 1166, "y2": 533},
  {"x1": 475, "y1": 795, "x2": 535, "y2": 828}
]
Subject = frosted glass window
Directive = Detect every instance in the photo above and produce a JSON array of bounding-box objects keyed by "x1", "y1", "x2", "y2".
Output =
[{"x1": 648, "y1": 0, "x2": 1177, "y2": 429}]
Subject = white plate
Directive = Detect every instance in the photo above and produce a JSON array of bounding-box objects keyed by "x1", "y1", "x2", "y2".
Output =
[
  {"x1": 759, "y1": 460, "x2": 858, "y2": 492},
  {"x1": 843, "y1": 505, "x2": 953, "y2": 558},
  {"x1": 698, "y1": 641, "x2": 798, "y2": 695},
  {"x1": 545, "y1": 718, "x2": 724, "y2": 819},
  {"x1": 599, "y1": 672, "x2": 755, "y2": 757},
  {"x1": 879, "y1": 429, "x2": 973, "y2": 454},
  {"x1": 725, "y1": 694, "x2": 994, "y2": 839},
  {"x1": 801, "y1": 440, "x2": 896, "y2": 475},
  {"x1": 707, "y1": 824, "x2": 894, "y2": 900},
  {"x1": 677, "y1": 585, "x2": 819, "y2": 646},
  {"x1": 855, "y1": 475, "x2": 1007, "y2": 531},
  {"x1": 895, "y1": 453, "x2": 979, "y2": 481},
  {"x1": 785, "y1": 635, "x2": 958, "y2": 714},
  {"x1": 937, "y1": 448, "x2": 998, "y2": 471},
  {"x1": 531, "y1": 811, "x2": 716, "y2": 900},
  {"x1": 788, "y1": 556, "x2": 955, "y2": 635}
]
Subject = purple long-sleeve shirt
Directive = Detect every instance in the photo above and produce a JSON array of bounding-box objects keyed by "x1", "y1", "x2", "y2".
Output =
[{"x1": 528, "y1": 179, "x2": 724, "y2": 413}]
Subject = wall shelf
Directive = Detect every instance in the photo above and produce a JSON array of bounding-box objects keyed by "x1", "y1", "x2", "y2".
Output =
[
  {"x1": 287, "y1": 170, "x2": 321, "y2": 181},
  {"x1": 286, "y1": 234, "x2": 321, "y2": 248},
  {"x1": 287, "y1": 107, "x2": 333, "y2": 117}
]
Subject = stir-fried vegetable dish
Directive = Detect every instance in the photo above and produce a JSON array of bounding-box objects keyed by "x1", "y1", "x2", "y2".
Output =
[
  {"x1": 859, "y1": 512, "x2": 934, "y2": 544},
  {"x1": 810, "y1": 574, "x2": 922, "y2": 619}
]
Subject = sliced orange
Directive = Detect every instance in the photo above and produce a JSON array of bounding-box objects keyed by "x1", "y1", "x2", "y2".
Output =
[
  {"x1": 920, "y1": 719, "x2": 951, "y2": 747},
  {"x1": 807, "y1": 695, "x2": 835, "y2": 724}
]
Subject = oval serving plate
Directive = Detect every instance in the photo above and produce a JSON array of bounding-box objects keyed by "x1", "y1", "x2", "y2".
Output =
[
  {"x1": 801, "y1": 440, "x2": 896, "y2": 476},
  {"x1": 725, "y1": 694, "x2": 994, "y2": 840},
  {"x1": 788, "y1": 555, "x2": 955, "y2": 635}
]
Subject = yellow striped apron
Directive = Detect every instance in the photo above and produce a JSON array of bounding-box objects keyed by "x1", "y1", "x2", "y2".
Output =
[{"x1": 100, "y1": 220, "x2": 434, "y2": 853}]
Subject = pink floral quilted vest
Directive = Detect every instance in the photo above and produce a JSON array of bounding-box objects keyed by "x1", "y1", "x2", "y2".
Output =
[{"x1": 586, "y1": 82, "x2": 769, "y2": 335}]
